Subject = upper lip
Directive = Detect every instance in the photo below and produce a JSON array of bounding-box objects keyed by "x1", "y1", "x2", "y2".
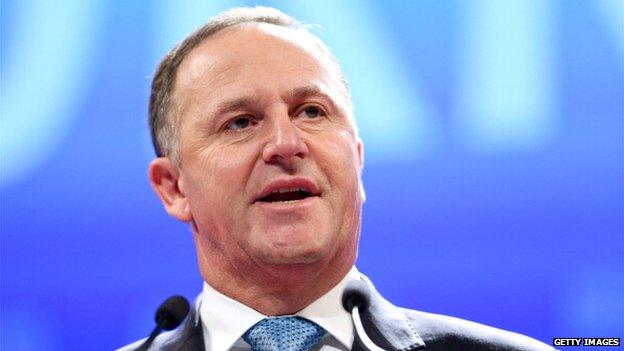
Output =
[{"x1": 255, "y1": 177, "x2": 321, "y2": 202}]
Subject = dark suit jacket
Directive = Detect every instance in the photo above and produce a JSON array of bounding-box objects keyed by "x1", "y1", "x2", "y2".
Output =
[{"x1": 118, "y1": 275, "x2": 555, "y2": 351}]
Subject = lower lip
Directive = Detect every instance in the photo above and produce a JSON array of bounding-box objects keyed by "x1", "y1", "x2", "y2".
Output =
[{"x1": 255, "y1": 196, "x2": 319, "y2": 211}]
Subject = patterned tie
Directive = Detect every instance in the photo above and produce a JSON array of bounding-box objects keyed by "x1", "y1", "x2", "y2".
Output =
[{"x1": 242, "y1": 316, "x2": 326, "y2": 351}]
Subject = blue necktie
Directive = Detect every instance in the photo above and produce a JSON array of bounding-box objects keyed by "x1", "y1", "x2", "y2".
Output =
[{"x1": 242, "y1": 316, "x2": 326, "y2": 351}]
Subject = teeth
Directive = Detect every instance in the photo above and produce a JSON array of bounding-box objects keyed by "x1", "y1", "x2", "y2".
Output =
[{"x1": 270, "y1": 187, "x2": 308, "y2": 194}]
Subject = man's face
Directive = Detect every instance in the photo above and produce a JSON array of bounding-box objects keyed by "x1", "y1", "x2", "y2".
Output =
[{"x1": 164, "y1": 24, "x2": 363, "y2": 282}]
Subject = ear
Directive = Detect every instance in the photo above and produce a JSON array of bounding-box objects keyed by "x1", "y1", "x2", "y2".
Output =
[
  {"x1": 356, "y1": 139, "x2": 366, "y2": 203},
  {"x1": 148, "y1": 157, "x2": 192, "y2": 222}
]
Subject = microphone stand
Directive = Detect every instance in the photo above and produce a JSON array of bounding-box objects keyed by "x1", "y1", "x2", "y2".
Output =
[
  {"x1": 349, "y1": 305, "x2": 387, "y2": 351},
  {"x1": 135, "y1": 322, "x2": 165, "y2": 351},
  {"x1": 343, "y1": 281, "x2": 388, "y2": 351},
  {"x1": 135, "y1": 295, "x2": 190, "y2": 351}
]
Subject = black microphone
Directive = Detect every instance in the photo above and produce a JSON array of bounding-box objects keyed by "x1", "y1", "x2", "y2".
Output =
[
  {"x1": 135, "y1": 295, "x2": 190, "y2": 351},
  {"x1": 342, "y1": 281, "x2": 387, "y2": 351}
]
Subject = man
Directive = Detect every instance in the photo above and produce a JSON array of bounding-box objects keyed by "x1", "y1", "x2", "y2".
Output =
[{"x1": 120, "y1": 6, "x2": 554, "y2": 351}]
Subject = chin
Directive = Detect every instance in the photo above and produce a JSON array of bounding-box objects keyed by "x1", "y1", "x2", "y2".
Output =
[
  {"x1": 256, "y1": 241, "x2": 327, "y2": 265},
  {"x1": 252, "y1": 248, "x2": 331, "y2": 288}
]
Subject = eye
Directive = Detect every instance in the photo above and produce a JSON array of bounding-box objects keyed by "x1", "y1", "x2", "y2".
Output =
[
  {"x1": 297, "y1": 105, "x2": 325, "y2": 119},
  {"x1": 225, "y1": 116, "x2": 254, "y2": 131}
]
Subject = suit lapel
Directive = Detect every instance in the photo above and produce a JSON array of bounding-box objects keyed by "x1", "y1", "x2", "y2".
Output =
[{"x1": 351, "y1": 275, "x2": 426, "y2": 351}]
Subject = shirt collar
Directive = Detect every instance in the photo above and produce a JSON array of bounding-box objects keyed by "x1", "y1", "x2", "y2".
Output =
[
  {"x1": 200, "y1": 280, "x2": 264, "y2": 351},
  {"x1": 199, "y1": 266, "x2": 359, "y2": 351}
]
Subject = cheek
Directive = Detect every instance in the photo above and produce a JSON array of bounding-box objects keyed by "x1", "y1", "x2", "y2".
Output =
[
  {"x1": 322, "y1": 132, "x2": 361, "y2": 176},
  {"x1": 312, "y1": 133, "x2": 362, "y2": 200},
  {"x1": 182, "y1": 142, "x2": 259, "y2": 229}
]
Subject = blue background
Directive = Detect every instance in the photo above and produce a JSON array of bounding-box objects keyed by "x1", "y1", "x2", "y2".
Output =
[{"x1": 1, "y1": 1, "x2": 622, "y2": 350}]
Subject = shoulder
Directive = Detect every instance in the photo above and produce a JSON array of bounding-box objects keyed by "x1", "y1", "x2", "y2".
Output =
[
  {"x1": 115, "y1": 295, "x2": 205, "y2": 351},
  {"x1": 358, "y1": 273, "x2": 555, "y2": 351},
  {"x1": 115, "y1": 326, "x2": 204, "y2": 351},
  {"x1": 401, "y1": 308, "x2": 555, "y2": 351}
]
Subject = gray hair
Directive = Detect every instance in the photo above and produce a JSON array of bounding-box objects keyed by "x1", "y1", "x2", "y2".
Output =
[{"x1": 149, "y1": 6, "x2": 352, "y2": 162}]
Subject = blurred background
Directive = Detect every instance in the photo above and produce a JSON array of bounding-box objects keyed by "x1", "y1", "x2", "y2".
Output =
[{"x1": 1, "y1": 0, "x2": 622, "y2": 349}]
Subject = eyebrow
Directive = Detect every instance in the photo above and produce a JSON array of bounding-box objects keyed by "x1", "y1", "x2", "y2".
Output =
[
  {"x1": 289, "y1": 85, "x2": 341, "y2": 113},
  {"x1": 212, "y1": 85, "x2": 341, "y2": 117},
  {"x1": 213, "y1": 97, "x2": 260, "y2": 117}
]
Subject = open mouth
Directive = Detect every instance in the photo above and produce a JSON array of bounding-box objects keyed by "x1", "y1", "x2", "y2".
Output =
[{"x1": 258, "y1": 188, "x2": 314, "y2": 203}]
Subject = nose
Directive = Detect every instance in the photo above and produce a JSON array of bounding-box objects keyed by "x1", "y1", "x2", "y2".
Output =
[{"x1": 261, "y1": 109, "x2": 309, "y2": 166}]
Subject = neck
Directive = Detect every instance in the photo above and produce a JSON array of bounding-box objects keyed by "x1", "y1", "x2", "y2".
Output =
[{"x1": 195, "y1": 241, "x2": 355, "y2": 315}]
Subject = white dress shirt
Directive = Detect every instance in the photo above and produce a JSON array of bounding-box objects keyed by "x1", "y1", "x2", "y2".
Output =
[{"x1": 199, "y1": 267, "x2": 360, "y2": 351}]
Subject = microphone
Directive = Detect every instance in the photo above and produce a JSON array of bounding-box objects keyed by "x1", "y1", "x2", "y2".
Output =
[
  {"x1": 342, "y1": 281, "x2": 387, "y2": 351},
  {"x1": 135, "y1": 295, "x2": 190, "y2": 351}
]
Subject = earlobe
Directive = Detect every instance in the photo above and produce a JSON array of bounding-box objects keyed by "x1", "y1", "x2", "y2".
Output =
[{"x1": 148, "y1": 157, "x2": 192, "y2": 222}]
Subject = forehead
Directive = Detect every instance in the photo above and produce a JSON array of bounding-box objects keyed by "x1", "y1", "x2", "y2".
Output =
[
  {"x1": 174, "y1": 23, "x2": 345, "y2": 110},
  {"x1": 182, "y1": 23, "x2": 330, "y2": 71}
]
